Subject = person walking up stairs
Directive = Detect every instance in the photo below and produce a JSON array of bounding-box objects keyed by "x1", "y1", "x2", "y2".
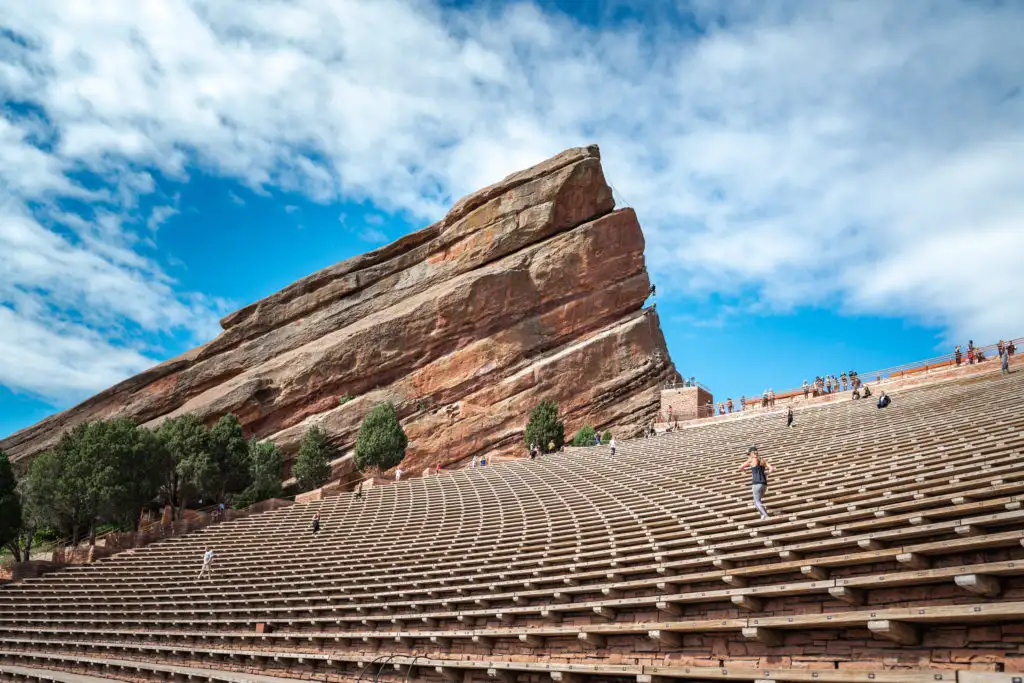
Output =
[
  {"x1": 197, "y1": 549, "x2": 215, "y2": 580},
  {"x1": 739, "y1": 446, "x2": 774, "y2": 519}
]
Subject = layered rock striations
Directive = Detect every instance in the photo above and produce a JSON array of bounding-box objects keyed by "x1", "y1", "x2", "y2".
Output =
[{"x1": 2, "y1": 145, "x2": 678, "y2": 478}]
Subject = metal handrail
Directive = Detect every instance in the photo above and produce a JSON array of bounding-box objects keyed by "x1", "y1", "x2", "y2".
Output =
[
  {"x1": 663, "y1": 379, "x2": 711, "y2": 393},
  {"x1": 862, "y1": 338, "x2": 1019, "y2": 379},
  {"x1": 138, "y1": 501, "x2": 223, "y2": 534}
]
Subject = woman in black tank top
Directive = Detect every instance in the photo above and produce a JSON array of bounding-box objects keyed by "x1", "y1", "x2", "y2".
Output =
[
  {"x1": 750, "y1": 461, "x2": 768, "y2": 486},
  {"x1": 739, "y1": 446, "x2": 774, "y2": 519}
]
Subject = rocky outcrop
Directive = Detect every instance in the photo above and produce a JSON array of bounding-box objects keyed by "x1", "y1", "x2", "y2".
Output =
[{"x1": 1, "y1": 145, "x2": 677, "y2": 478}]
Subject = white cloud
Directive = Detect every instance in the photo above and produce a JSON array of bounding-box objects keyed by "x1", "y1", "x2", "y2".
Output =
[
  {"x1": 0, "y1": 304, "x2": 155, "y2": 399},
  {"x1": 0, "y1": 116, "x2": 224, "y2": 405},
  {"x1": 147, "y1": 204, "x2": 179, "y2": 232},
  {"x1": 1, "y1": 0, "x2": 1022, "y2": 408}
]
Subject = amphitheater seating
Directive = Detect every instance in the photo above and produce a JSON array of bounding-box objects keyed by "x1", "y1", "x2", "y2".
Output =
[{"x1": 2, "y1": 369, "x2": 1024, "y2": 682}]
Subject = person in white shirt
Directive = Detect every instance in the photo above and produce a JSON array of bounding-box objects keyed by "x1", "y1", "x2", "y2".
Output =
[
  {"x1": 609, "y1": 438, "x2": 617, "y2": 456},
  {"x1": 395, "y1": 467, "x2": 402, "y2": 482},
  {"x1": 198, "y1": 549, "x2": 215, "y2": 579}
]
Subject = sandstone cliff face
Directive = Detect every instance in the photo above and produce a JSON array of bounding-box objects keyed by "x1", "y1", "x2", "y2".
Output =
[{"x1": 1, "y1": 145, "x2": 677, "y2": 479}]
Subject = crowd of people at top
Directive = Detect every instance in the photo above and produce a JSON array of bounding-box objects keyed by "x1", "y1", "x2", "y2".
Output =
[
  {"x1": 956, "y1": 339, "x2": 1015, "y2": 373},
  {"x1": 699, "y1": 373, "x2": 864, "y2": 417},
  {"x1": 712, "y1": 338, "x2": 1017, "y2": 418},
  {"x1": 685, "y1": 371, "x2": 883, "y2": 417},
  {"x1": 802, "y1": 370, "x2": 862, "y2": 399}
]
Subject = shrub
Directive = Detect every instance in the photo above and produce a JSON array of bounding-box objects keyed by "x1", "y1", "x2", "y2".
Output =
[
  {"x1": 354, "y1": 402, "x2": 408, "y2": 475},
  {"x1": 570, "y1": 425, "x2": 597, "y2": 447},
  {"x1": 601, "y1": 429, "x2": 613, "y2": 443},
  {"x1": 524, "y1": 400, "x2": 565, "y2": 455},
  {"x1": 292, "y1": 425, "x2": 334, "y2": 492},
  {"x1": 338, "y1": 395, "x2": 352, "y2": 406}
]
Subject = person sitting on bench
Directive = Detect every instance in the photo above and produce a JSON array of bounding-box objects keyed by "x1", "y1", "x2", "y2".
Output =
[{"x1": 877, "y1": 391, "x2": 891, "y2": 409}]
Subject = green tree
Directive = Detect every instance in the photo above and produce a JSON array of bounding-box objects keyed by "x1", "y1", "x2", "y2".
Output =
[
  {"x1": 89, "y1": 418, "x2": 163, "y2": 533},
  {"x1": 570, "y1": 425, "x2": 597, "y2": 447},
  {"x1": 4, "y1": 472, "x2": 40, "y2": 563},
  {"x1": 4, "y1": 420, "x2": 164, "y2": 556},
  {"x1": 30, "y1": 419, "x2": 165, "y2": 544},
  {"x1": 601, "y1": 429, "x2": 613, "y2": 443},
  {"x1": 48, "y1": 424, "x2": 102, "y2": 545},
  {"x1": 292, "y1": 425, "x2": 334, "y2": 492},
  {"x1": 235, "y1": 439, "x2": 284, "y2": 508},
  {"x1": 354, "y1": 402, "x2": 408, "y2": 475},
  {"x1": 3, "y1": 454, "x2": 55, "y2": 563},
  {"x1": 22, "y1": 449, "x2": 63, "y2": 536},
  {"x1": 0, "y1": 452, "x2": 21, "y2": 552},
  {"x1": 156, "y1": 414, "x2": 211, "y2": 519},
  {"x1": 524, "y1": 399, "x2": 565, "y2": 454},
  {"x1": 208, "y1": 414, "x2": 252, "y2": 502}
]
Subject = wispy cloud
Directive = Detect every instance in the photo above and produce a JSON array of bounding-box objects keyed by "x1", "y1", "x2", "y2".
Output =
[
  {"x1": 1, "y1": 0, "x2": 1021, "y2": 405},
  {"x1": 0, "y1": 304, "x2": 157, "y2": 399},
  {"x1": 357, "y1": 227, "x2": 389, "y2": 244},
  {"x1": 146, "y1": 204, "x2": 179, "y2": 232},
  {"x1": 357, "y1": 214, "x2": 388, "y2": 243}
]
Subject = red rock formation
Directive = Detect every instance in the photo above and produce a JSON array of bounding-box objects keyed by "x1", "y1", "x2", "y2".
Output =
[{"x1": 1, "y1": 145, "x2": 677, "y2": 479}]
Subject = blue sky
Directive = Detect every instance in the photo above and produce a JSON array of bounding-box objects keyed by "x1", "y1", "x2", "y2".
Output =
[{"x1": 1, "y1": 0, "x2": 1023, "y2": 438}]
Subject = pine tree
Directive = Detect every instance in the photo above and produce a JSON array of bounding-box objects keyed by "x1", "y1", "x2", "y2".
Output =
[
  {"x1": 354, "y1": 402, "x2": 408, "y2": 475},
  {"x1": 293, "y1": 425, "x2": 334, "y2": 492},
  {"x1": 524, "y1": 400, "x2": 565, "y2": 454}
]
